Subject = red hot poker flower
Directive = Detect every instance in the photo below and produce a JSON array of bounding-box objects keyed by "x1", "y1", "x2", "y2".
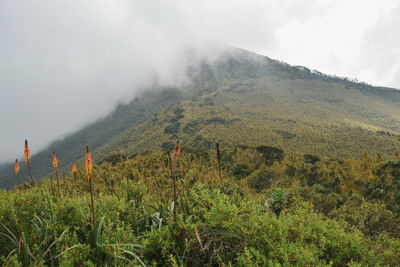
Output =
[
  {"x1": 71, "y1": 162, "x2": 77, "y2": 174},
  {"x1": 24, "y1": 139, "x2": 30, "y2": 164},
  {"x1": 85, "y1": 146, "x2": 93, "y2": 180},
  {"x1": 52, "y1": 152, "x2": 58, "y2": 169},
  {"x1": 173, "y1": 143, "x2": 181, "y2": 160},
  {"x1": 15, "y1": 159, "x2": 19, "y2": 177}
]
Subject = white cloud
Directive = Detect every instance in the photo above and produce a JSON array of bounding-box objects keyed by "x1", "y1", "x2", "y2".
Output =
[
  {"x1": 265, "y1": 0, "x2": 400, "y2": 87},
  {"x1": 355, "y1": 2, "x2": 400, "y2": 88}
]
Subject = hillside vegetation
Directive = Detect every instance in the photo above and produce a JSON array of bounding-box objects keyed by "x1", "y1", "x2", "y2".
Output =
[
  {"x1": 1, "y1": 145, "x2": 400, "y2": 266},
  {"x1": 2, "y1": 48, "x2": 400, "y2": 188}
]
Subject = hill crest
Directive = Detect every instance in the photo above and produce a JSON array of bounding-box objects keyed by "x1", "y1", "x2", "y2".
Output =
[{"x1": 1, "y1": 47, "x2": 400, "y2": 188}]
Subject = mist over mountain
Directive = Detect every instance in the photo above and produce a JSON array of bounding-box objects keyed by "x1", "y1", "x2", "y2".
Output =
[
  {"x1": 1, "y1": 47, "x2": 400, "y2": 188},
  {"x1": 0, "y1": 0, "x2": 230, "y2": 163},
  {"x1": 2, "y1": 0, "x2": 400, "y2": 166}
]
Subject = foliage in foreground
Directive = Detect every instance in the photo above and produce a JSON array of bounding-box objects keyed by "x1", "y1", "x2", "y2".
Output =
[{"x1": 1, "y1": 146, "x2": 400, "y2": 266}]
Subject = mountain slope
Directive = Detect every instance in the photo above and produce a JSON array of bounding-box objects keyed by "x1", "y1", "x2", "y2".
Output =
[
  {"x1": 94, "y1": 49, "x2": 400, "y2": 158},
  {"x1": 0, "y1": 89, "x2": 183, "y2": 188},
  {"x1": 1, "y1": 47, "x2": 400, "y2": 188}
]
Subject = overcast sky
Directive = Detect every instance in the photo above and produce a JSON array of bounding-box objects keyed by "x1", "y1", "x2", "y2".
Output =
[{"x1": 1, "y1": 0, "x2": 399, "y2": 163}]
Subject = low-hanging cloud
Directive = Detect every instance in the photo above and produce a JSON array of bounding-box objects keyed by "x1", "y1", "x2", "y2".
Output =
[
  {"x1": 355, "y1": 2, "x2": 400, "y2": 88},
  {"x1": 1, "y1": 0, "x2": 398, "y2": 164},
  {"x1": 0, "y1": 0, "x2": 325, "y2": 163}
]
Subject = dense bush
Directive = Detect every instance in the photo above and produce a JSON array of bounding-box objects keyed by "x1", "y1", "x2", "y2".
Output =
[
  {"x1": 303, "y1": 154, "x2": 320, "y2": 164},
  {"x1": 1, "y1": 148, "x2": 400, "y2": 266},
  {"x1": 256, "y1": 146, "x2": 284, "y2": 165},
  {"x1": 231, "y1": 163, "x2": 252, "y2": 180},
  {"x1": 248, "y1": 168, "x2": 278, "y2": 192}
]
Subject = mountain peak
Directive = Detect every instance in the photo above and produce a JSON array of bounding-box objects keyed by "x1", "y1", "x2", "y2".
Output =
[{"x1": 1, "y1": 47, "x2": 400, "y2": 188}]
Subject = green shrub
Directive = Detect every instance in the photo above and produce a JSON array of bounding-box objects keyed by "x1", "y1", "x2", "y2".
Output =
[
  {"x1": 231, "y1": 164, "x2": 252, "y2": 180},
  {"x1": 256, "y1": 146, "x2": 284, "y2": 165},
  {"x1": 2, "y1": 149, "x2": 400, "y2": 266},
  {"x1": 268, "y1": 188, "x2": 288, "y2": 217},
  {"x1": 248, "y1": 169, "x2": 278, "y2": 192}
]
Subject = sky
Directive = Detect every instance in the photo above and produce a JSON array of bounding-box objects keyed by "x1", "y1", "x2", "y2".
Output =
[{"x1": 1, "y1": 0, "x2": 399, "y2": 163}]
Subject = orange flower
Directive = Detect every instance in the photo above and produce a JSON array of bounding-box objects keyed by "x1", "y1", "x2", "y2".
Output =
[
  {"x1": 85, "y1": 146, "x2": 93, "y2": 180},
  {"x1": 52, "y1": 152, "x2": 58, "y2": 169},
  {"x1": 24, "y1": 139, "x2": 30, "y2": 164},
  {"x1": 71, "y1": 162, "x2": 77, "y2": 174},
  {"x1": 173, "y1": 143, "x2": 181, "y2": 160},
  {"x1": 14, "y1": 159, "x2": 19, "y2": 176}
]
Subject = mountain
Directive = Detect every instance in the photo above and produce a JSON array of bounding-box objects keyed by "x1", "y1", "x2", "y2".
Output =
[{"x1": 2, "y1": 47, "x2": 400, "y2": 188}]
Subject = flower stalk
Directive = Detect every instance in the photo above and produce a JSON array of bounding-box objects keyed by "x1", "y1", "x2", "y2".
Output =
[
  {"x1": 52, "y1": 152, "x2": 61, "y2": 197},
  {"x1": 216, "y1": 143, "x2": 223, "y2": 184},
  {"x1": 14, "y1": 159, "x2": 20, "y2": 190},
  {"x1": 24, "y1": 140, "x2": 36, "y2": 185},
  {"x1": 71, "y1": 162, "x2": 77, "y2": 181},
  {"x1": 170, "y1": 141, "x2": 181, "y2": 223},
  {"x1": 85, "y1": 146, "x2": 96, "y2": 231}
]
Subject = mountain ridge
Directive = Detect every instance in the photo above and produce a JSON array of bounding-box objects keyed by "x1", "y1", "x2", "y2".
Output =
[{"x1": 1, "y1": 47, "x2": 400, "y2": 188}]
